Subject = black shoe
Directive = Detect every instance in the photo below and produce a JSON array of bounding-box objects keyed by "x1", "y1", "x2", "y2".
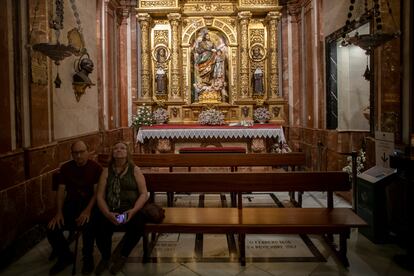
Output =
[
  {"x1": 393, "y1": 254, "x2": 414, "y2": 271},
  {"x1": 109, "y1": 255, "x2": 127, "y2": 275},
  {"x1": 95, "y1": 259, "x2": 109, "y2": 275},
  {"x1": 49, "y1": 255, "x2": 74, "y2": 275},
  {"x1": 82, "y1": 257, "x2": 95, "y2": 275}
]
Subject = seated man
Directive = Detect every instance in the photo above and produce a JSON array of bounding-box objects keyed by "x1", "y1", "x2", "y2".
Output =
[{"x1": 47, "y1": 140, "x2": 102, "y2": 275}]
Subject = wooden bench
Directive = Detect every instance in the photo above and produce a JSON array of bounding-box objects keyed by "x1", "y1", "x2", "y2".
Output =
[
  {"x1": 178, "y1": 146, "x2": 246, "y2": 153},
  {"x1": 97, "y1": 152, "x2": 307, "y2": 206},
  {"x1": 142, "y1": 171, "x2": 367, "y2": 267}
]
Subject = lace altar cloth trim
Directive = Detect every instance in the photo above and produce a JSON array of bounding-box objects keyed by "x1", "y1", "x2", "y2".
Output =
[{"x1": 136, "y1": 124, "x2": 285, "y2": 143}]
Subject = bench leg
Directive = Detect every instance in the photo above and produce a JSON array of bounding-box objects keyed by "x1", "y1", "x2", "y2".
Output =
[
  {"x1": 289, "y1": 191, "x2": 295, "y2": 202},
  {"x1": 324, "y1": 231, "x2": 350, "y2": 268},
  {"x1": 238, "y1": 233, "x2": 246, "y2": 266},
  {"x1": 230, "y1": 192, "x2": 237, "y2": 207},
  {"x1": 143, "y1": 233, "x2": 149, "y2": 263},
  {"x1": 167, "y1": 192, "x2": 174, "y2": 207},
  {"x1": 71, "y1": 231, "x2": 81, "y2": 275},
  {"x1": 149, "y1": 191, "x2": 155, "y2": 203},
  {"x1": 339, "y1": 232, "x2": 350, "y2": 267}
]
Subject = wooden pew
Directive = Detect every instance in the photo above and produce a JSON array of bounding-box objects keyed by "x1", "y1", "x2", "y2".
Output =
[
  {"x1": 97, "y1": 152, "x2": 307, "y2": 206},
  {"x1": 97, "y1": 152, "x2": 305, "y2": 171},
  {"x1": 142, "y1": 171, "x2": 367, "y2": 267}
]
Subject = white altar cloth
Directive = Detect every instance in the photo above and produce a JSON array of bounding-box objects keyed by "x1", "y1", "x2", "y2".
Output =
[{"x1": 136, "y1": 124, "x2": 285, "y2": 143}]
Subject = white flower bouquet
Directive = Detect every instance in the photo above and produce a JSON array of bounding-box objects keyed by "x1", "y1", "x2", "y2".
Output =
[
  {"x1": 131, "y1": 105, "x2": 153, "y2": 128},
  {"x1": 342, "y1": 149, "x2": 366, "y2": 180},
  {"x1": 253, "y1": 107, "x2": 271, "y2": 123},
  {"x1": 198, "y1": 108, "x2": 225, "y2": 125},
  {"x1": 153, "y1": 107, "x2": 169, "y2": 124}
]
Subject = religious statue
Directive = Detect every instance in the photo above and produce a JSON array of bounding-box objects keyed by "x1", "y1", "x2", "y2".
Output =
[
  {"x1": 156, "y1": 47, "x2": 168, "y2": 63},
  {"x1": 252, "y1": 67, "x2": 264, "y2": 95},
  {"x1": 250, "y1": 44, "x2": 266, "y2": 62},
  {"x1": 155, "y1": 67, "x2": 167, "y2": 94},
  {"x1": 194, "y1": 30, "x2": 217, "y2": 84},
  {"x1": 192, "y1": 28, "x2": 228, "y2": 103}
]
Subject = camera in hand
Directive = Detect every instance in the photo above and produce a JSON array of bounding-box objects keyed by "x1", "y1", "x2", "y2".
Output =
[{"x1": 115, "y1": 213, "x2": 127, "y2": 224}]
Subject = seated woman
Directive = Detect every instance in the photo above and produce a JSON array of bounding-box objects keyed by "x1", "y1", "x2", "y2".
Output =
[{"x1": 95, "y1": 141, "x2": 149, "y2": 275}]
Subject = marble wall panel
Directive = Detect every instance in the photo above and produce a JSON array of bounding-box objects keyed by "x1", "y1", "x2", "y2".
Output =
[
  {"x1": 0, "y1": 0, "x2": 12, "y2": 153},
  {"x1": 0, "y1": 184, "x2": 26, "y2": 251},
  {"x1": 0, "y1": 151, "x2": 25, "y2": 190},
  {"x1": 304, "y1": 3, "x2": 314, "y2": 128},
  {"x1": 30, "y1": 84, "x2": 50, "y2": 147},
  {"x1": 25, "y1": 174, "x2": 56, "y2": 225},
  {"x1": 25, "y1": 144, "x2": 59, "y2": 178}
]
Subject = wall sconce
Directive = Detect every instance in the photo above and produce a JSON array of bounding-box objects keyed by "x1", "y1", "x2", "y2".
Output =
[
  {"x1": 343, "y1": 0, "x2": 400, "y2": 55},
  {"x1": 31, "y1": 0, "x2": 87, "y2": 88}
]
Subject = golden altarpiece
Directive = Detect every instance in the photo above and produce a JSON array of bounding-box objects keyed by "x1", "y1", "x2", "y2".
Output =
[{"x1": 135, "y1": 0, "x2": 286, "y2": 124}]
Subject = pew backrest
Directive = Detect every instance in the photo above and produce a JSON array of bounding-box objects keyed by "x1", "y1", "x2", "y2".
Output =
[
  {"x1": 143, "y1": 171, "x2": 349, "y2": 208},
  {"x1": 97, "y1": 152, "x2": 306, "y2": 170}
]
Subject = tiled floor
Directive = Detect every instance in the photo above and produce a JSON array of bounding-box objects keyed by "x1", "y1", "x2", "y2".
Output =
[{"x1": 2, "y1": 192, "x2": 414, "y2": 276}]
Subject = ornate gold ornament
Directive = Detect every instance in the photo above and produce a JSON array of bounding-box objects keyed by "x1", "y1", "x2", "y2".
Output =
[
  {"x1": 136, "y1": 0, "x2": 284, "y2": 123},
  {"x1": 152, "y1": 44, "x2": 171, "y2": 63},
  {"x1": 249, "y1": 43, "x2": 266, "y2": 62}
]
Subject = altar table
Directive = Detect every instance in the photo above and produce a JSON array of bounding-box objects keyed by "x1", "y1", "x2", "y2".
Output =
[{"x1": 136, "y1": 124, "x2": 285, "y2": 153}]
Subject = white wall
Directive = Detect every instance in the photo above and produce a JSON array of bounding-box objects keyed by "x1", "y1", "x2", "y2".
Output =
[
  {"x1": 53, "y1": 0, "x2": 99, "y2": 139},
  {"x1": 337, "y1": 44, "x2": 370, "y2": 131}
]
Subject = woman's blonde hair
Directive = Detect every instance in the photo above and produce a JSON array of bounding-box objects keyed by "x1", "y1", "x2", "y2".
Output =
[{"x1": 108, "y1": 141, "x2": 135, "y2": 168}]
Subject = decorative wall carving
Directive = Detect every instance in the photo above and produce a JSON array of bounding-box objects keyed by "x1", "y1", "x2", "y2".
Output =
[{"x1": 139, "y1": 0, "x2": 177, "y2": 8}]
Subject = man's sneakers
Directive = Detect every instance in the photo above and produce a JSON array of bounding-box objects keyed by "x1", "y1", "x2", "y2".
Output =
[
  {"x1": 94, "y1": 259, "x2": 109, "y2": 275},
  {"x1": 49, "y1": 254, "x2": 74, "y2": 275},
  {"x1": 109, "y1": 255, "x2": 127, "y2": 275},
  {"x1": 81, "y1": 257, "x2": 95, "y2": 275},
  {"x1": 95, "y1": 256, "x2": 128, "y2": 275}
]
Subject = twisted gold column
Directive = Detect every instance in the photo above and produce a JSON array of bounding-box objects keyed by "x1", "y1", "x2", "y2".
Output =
[
  {"x1": 168, "y1": 13, "x2": 181, "y2": 99},
  {"x1": 137, "y1": 13, "x2": 152, "y2": 100},
  {"x1": 238, "y1": 11, "x2": 252, "y2": 99},
  {"x1": 266, "y1": 11, "x2": 282, "y2": 98}
]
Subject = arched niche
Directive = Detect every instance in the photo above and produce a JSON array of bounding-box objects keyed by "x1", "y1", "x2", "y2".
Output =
[{"x1": 181, "y1": 19, "x2": 237, "y2": 105}]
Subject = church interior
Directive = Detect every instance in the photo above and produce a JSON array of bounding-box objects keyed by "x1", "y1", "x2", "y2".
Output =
[{"x1": 0, "y1": 0, "x2": 413, "y2": 275}]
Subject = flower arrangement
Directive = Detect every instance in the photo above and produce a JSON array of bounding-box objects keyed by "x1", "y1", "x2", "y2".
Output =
[
  {"x1": 270, "y1": 141, "x2": 292, "y2": 154},
  {"x1": 153, "y1": 107, "x2": 169, "y2": 124},
  {"x1": 198, "y1": 108, "x2": 225, "y2": 125},
  {"x1": 131, "y1": 105, "x2": 153, "y2": 128},
  {"x1": 253, "y1": 107, "x2": 271, "y2": 123},
  {"x1": 342, "y1": 149, "x2": 366, "y2": 180}
]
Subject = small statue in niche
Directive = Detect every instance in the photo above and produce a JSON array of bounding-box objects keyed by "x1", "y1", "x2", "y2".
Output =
[
  {"x1": 241, "y1": 106, "x2": 249, "y2": 118},
  {"x1": 249, "y1": 44, "x2": 266, "y2": 62},
  {"x1": 156, "y1": 47, "x2": 168, "y2": 63},
  {"x1": 252, "y1": 67, "x2": 264, "y2": 95},
  {"x1": 155, "y1": 67, "x2": 167, "y2": 94}
]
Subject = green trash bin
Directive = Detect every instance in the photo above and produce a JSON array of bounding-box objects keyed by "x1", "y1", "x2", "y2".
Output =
[{"x1": 357, "y1": 166, "x2": 396, "y2": 243}]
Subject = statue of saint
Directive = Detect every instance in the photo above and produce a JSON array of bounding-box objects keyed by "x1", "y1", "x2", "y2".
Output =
[
  {"x1": 194, "y1": 30, "x2": 217, "y2": 85},
  {"x1": 156, "y1": 47, "x2": 168, "y2": 63},
  {"x1": 192, "y1": 28, "x2": 228, "y2": 103},
  {"x1": 252, "y1": 68, "x2": 264, "y2": 95},
  {"x1": 155, "y1": 68, "x2": 167, "y2": 94}
]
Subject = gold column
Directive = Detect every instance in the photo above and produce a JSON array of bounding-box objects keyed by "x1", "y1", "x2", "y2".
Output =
[
  {"x1": 137, "y1": 13, "x2": 152, "y2": 100},
  {"x1": 168, "y1": 13, "x2": 181, "y2": 99},
  {"x1": 238, "y1": 11, "x2": 252, "y2": 99},
  {"x1": 266, "y1": 11, "x2": 282, "y2": 98}
]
